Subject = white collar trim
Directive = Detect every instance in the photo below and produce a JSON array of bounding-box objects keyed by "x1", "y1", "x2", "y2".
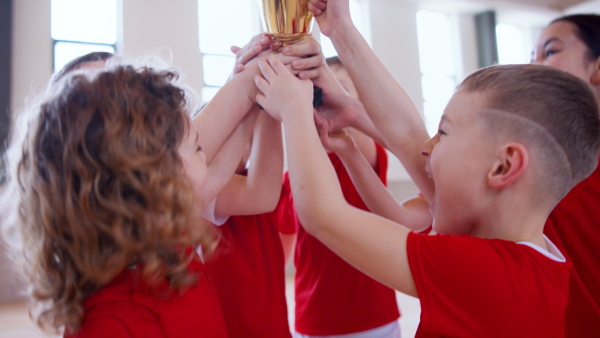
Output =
[{"x1": 517, "y1": 235, "x2": 566, "y2": 262}]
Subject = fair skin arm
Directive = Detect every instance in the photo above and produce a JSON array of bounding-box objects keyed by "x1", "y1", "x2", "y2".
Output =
[
  {"x1": 215, "y1": 110, "x2": 283, "y2": 215},
  {"x1": 193, "y1": 56, "x2": 266, "y2": 164},
  {"x1": 255, "y1": 54, "x2": 418, "y2": 296},
  {"x1": 306, "y1": 0, "x2": 434, "y2": 201},
  {"x1": 319, "y1": 128, "x2": 432, "y2": 231},
  {"x1": 306, "y1": 61, "x2": 388, "y2": 148},
  {"x1": 200, "y1": 109, "x2": 261, "y2": 210},
  {"x1": 193, "y1": 35, "x2": 320, "y2": 211},
  {"x1": 230, "y1": 34, "x2": 278, "y2": 77},
  {"x1": 193, "y1": 46, "x2": 300, "y2": 167},
  {"x1": 203, "y1": 35, "x2": 322, "y2": 215}
]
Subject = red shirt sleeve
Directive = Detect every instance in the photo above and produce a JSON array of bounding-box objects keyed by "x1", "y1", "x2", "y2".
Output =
[{"x1": 407, "y1": 232, "x2": 570, "y2": 337}]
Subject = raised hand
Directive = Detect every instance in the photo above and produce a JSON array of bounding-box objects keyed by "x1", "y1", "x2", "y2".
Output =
[
  {"x1": 280, "y1": 36, "x2": 325, "y2": 80},
  {"x1": 231, "y1": 34, "x2": 278, "y2": 75},
  {"x1": 316, "y1": 121, "x2": 356, "y2": 156},
  {"x1": 307, "y1": 0, "x2": 352, "y2": 37},
  {"x1": 254, "y1": 54, "x2": 314, "y2": 122},
  {"x1": 311, "y1": 64, "x2": 366, "y2": 132}
]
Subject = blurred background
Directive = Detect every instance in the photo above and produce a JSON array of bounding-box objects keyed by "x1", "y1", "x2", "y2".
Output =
[{"x1": 0, "y1": 0, "x2": 598, "y2": 336}]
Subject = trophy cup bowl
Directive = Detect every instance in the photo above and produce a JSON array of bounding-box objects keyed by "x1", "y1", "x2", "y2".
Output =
[{"x1": 258, "y1": 0, "x2": 314, "y2": 46}]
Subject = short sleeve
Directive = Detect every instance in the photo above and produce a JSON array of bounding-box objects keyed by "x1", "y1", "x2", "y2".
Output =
[
  {"x1": 406, "y1": 232, "x2": 570, "y2": 337},
  {"x1": 201, "y1": 197, "x2": 229, "y2": 226}
]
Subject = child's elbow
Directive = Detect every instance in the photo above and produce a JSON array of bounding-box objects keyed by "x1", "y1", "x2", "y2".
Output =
[
  {"x1": 253, "y1": 185, "x2": 283, "y2": 214},
  {"x1": 295, "y1": 200, "x2": 334, "y2": 237}
]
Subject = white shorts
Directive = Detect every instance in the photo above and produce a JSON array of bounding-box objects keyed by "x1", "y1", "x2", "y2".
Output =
[{"x1": 293, "y1": 320, "x2": 401, "y2": 338}]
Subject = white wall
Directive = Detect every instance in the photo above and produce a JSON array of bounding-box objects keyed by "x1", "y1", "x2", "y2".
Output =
[
  {"x1": 565, "y1": 0, "x2": 600, "y2": 13},
  {"x1": 121, "y1": 0, "x2": 204, "y2": 93},
  {"x1": 11, "y1": 0, "x2": 206, "y2": 114},
  {"x1": 11, "y1": 0, "x2": 52, "y2": 115},
  {"x1": 368, "y1": 0, "x2": 423, "y2": 181}
]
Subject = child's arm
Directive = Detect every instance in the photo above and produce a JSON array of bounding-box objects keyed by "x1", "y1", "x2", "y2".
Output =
[
  {"x1": 201, "y1": 35, "x2": 323, "y2": 215},
  {"x1": 306, "y1": 62, "x2": 388, "y2": 148},
  {"x1": 306, "y1": 0, "x2": 434, "y2": 201},
  {"x1": 230, "y1": 33, "x2": 277, "y2": 77},
  {"x1": 256, "y1": 54, "x2": 418, "y2": 297},
  {"x1": 319, "y1": 128, "x2": 432, "y2": 231},
  {"x1": 192, "y1": 36, "x2": 284, "y2": 211},
  {"x1": 214, "y1": 109, "x2": 283, "y2": 216},
  {"x1": 192, "y1": 54, "x2": 264, "y2": 166},
  {"x1": 199, "y1": 108, "x2": 260, "y2": 211}
]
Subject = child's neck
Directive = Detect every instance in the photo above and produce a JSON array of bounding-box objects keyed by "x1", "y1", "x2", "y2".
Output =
[{"x1": 473, "y1": 207, "x2": 549, "y2": 250}]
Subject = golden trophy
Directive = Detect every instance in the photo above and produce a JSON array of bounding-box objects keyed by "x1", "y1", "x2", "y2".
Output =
[{"x1": 258, "y1": 0, "x2": 314, "y2": 46}]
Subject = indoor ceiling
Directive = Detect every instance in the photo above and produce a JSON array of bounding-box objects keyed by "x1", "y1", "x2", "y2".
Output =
[{"x1": 491, "y1": 0, "x2": 590, "y2": 10}]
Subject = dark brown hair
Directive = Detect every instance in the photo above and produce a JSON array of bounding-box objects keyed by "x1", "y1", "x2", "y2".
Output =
[
  {"x1": 51, "y1": 51, "x2": 114, "y2": 83},
  {"x1": 551, "y1": 14, "x2": 600, "y2": 61}
]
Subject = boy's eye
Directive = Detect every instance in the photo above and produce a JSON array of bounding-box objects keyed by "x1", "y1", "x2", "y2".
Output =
[
  {"x1": 437, "y1": 129, "x2": 446, "y2": 137},
  {"x1": 196, "y1": 146, "x2": 203, "y2": 152},
  {"x1": 545, "y1": 49, "x2": 557, "y2": 57}
]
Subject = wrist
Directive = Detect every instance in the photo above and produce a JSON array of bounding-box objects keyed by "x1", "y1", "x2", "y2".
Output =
[{"x1": 328, "y1": 19, "x2": 356, "y2": 46}]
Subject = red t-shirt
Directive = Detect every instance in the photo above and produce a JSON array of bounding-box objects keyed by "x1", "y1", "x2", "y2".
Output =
[
  {"x1": 66, "y1": 258, "x2": 227, "y2": 338},
  {"x1": 203, "y1": 181, "x2": 295, "y2": 338},
  {"x1": 407, "y1": 232, "x2": 571, "y2": 338},
  {"x1": 292, "y1": 143, "x2": 401, "y2": 335},
  {"x1": 544, "y1": 159, "x2": 600, "y2": 337}
]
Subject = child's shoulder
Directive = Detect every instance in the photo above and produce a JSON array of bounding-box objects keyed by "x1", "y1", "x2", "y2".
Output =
[
  {"x1": 74, "y1": 270, "x2": 162, "y2": 337},
  {"x1": 408, "y1": 233, "x2": 571, "y2": 337},
  {"x1": 407, "y1": 232, "x2": 570, "y2": 281}
]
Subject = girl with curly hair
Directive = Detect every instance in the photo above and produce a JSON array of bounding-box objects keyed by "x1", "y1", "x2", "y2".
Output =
[{"x1": 0, "y1": 54, "x2": 265, "y2": 337}]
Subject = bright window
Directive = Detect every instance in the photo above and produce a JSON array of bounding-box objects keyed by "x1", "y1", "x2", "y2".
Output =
[
  {"x1": 51, "y1": 0, "x2": 118, "y2": 71},
  {"x1": 416, "y1": 10, "x2": 457, "y2": 136},
  {"x1": 198, "y1": 0, "x2": 260, "y2": 103},
  {"x1": 496, "y1": 23, "x2": 531, "y2": 64}
]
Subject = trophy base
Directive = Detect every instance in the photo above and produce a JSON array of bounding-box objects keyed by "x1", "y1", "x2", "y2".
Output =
[{"x1": 272, "y1": 33, "x2": 308, "y2": 46}]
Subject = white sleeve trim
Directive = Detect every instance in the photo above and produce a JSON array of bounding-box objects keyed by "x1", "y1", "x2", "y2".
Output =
[{"x1": 201, "y1": 197, "x2": 229, "y2": 226}]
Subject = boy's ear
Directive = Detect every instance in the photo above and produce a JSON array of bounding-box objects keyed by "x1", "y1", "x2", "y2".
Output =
[{"x1": 487, "y1": 143, "x2": 528, "y2": 189}]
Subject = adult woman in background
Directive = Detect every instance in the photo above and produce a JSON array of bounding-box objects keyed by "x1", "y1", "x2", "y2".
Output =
[{"x1": 532, "y1": 14, "x2": 600, "y2": 337}]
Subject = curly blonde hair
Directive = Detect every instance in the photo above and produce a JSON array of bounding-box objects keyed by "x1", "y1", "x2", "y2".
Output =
[{"x1": 1, "y1": 63, "x2": 216, "y2": 333}]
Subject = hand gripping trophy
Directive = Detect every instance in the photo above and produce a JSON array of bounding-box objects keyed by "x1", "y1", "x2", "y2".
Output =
[{"x1": 258, "y1": 0, "x2": 322, "y2": 106}]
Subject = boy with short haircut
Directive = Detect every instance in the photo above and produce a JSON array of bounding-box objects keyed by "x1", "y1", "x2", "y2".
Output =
[{"x1": 255, "y1": 54, "x2": 600, "y2": 337}]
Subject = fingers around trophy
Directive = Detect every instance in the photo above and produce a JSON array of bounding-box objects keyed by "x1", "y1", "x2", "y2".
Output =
[
  {"x1": 308, "y1": 0, "x2": 327, "y2": 14},
  {"x1": 231, "y1": 45, "x2": 242, "y2": 55},
  {"x1": 307, "y1": 2, "x2": 323, "y2": 16},
  {"x1": 237, "y1": 45, "x2": 263, "y2": 65},
  {"x1": 298, "y1": 68, "x2": 323, "y2": 80},
  {"x1": 233, "y1": 64, "x2": 245, "y2": 75},
  {"x1": 267, "y1": 54, "x2": 290, "y2": 75},
  {"x1": 254, "y1": 75, "x2": 270, "y2": 99},
  {"x1": 282, "y1": 40, "x2": 321, "y2": 58},
  {"x1": 257, "y1": 57, "x2": 277, "y2": 80},
  {"x1": 292, "y1": 53, "x2": 325, "y2": 71}
]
